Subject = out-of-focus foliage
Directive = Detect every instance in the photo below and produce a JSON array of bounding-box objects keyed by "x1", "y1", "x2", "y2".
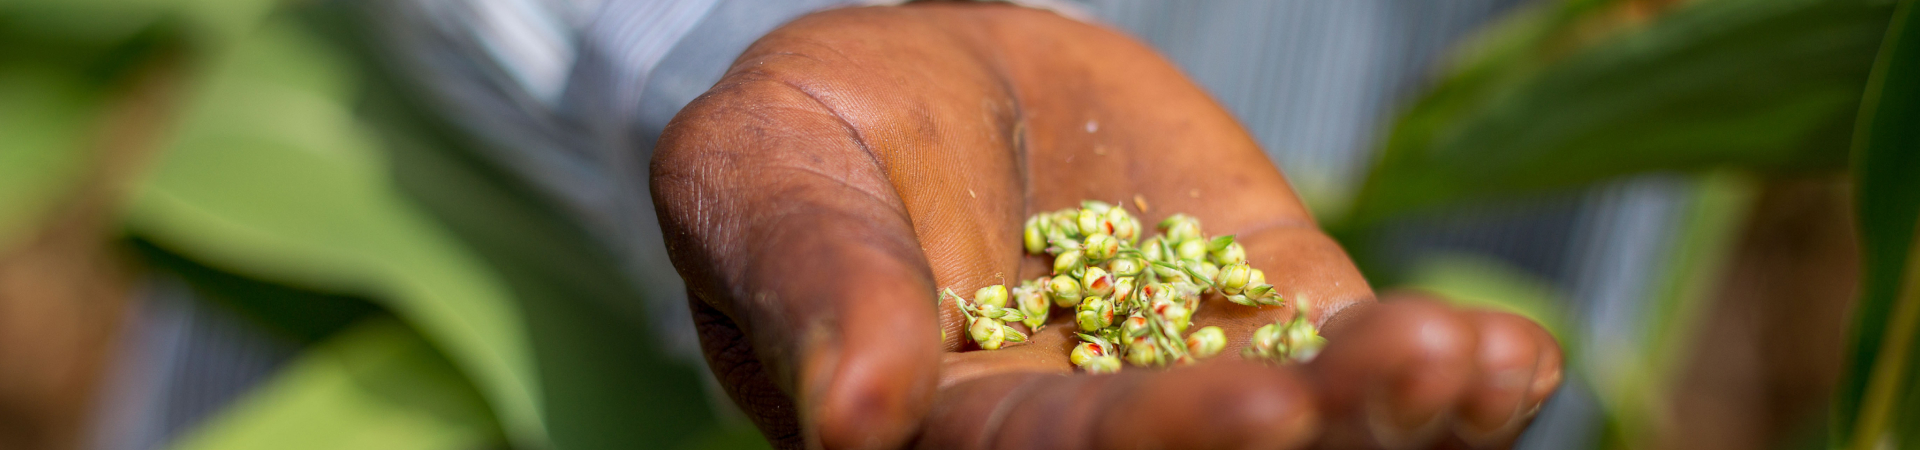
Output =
[
  {"x1": 1349, "y1": 0, "x2": 1917, "y2": 448},
  {"x1": 122, "y1": 16, "x2": 548, "y2": 446},
  {"x1": 0, "y1": 61, "x2": 100, "y2": 251},
  {"x1": 3, "y1": 0, "x2": 755, "y2": 448},
  {"x1": 171, "y1": 319, "x2": 502, "y2": 450},
  {"x1": 0, "y1": 0, "x2": 208, "y2": 252},
  {"x1": 1401, "y1": 253, "x2": 1572, "y2": 342},
  {"x1": 1342, "y1": 0, "x2": 1894, "y2": 228},
  {"x1": 1605, "y1": 172, "x2": 1756, "y2": 446},
  {"x1": 1836, "y1": 0, "x2": 1920, "y2": 448}
]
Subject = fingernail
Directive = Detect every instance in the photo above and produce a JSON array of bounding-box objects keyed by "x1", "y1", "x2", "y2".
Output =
[{"x1": 1531, "y1": 366, "x2": 1563, "y2": 401}]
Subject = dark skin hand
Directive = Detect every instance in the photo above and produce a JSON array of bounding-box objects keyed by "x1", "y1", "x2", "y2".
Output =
[{"x1": 652, "y1": 3, "x2": 1563, "y2": 449}]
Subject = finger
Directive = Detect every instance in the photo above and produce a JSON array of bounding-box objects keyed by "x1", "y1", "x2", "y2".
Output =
[
  {"x1": 690, "y1": 296, "x2": 806, "y2": 448},
  {"x1": 654, "y1": 70, "x2": 942, "y2": 449},
  {"x1": 1213, "y1": 224, "x2": 1375, "y2": 330},
  {"x1": 1307, "y1": 298, "x2": 1479, "y2": 448},
  {"x1": 1454, "y1": 311, "x2": 1543, "y2": 447},
  {"x1": 1524, "y1": 315, "x2": 1565, "y2": 409},
  {"x1": 918, "y1": 362, "x2": 1320, "y2": 450}
]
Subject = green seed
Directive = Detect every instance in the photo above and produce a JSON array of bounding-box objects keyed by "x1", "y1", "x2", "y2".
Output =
[
  {"x1": 1081, "y1": 267, "x2": 1115, "y2": 297},
  {"x1": 971, "y1": 318, "x2": 1007, "y2": 350},
  {"x1": 1186, "y1": 326, "x2": 1226, "y2": 358},
  {"x1": 1048, "y1": 275, "x2": 1082, "y2": 307},
  {"x1": 1054, "y1": 249, "x2": 1085, "y2": 275}
]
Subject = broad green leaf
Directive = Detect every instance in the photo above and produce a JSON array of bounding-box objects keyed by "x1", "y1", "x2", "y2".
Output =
[
  {"x1": 363, "y1": 62, "x2": 725, "y2": 450},
  {"x1": 171, "y1": 318, "x2": 503, "y2": 450},
  {"x1": 1343, "y1": 0, "x2": 1895, "y2": 228},
  {"x1": 0, "y1": 2, "x2": 202, "y2": 253},
  {"x1": 1837, "y1": 0, "x2": 1920, "y2": 448},
  {"x1": 136, "y1": 238, "x2": 382, "y2": 343},
  {"x1": 122, "y1": 19, "x2": 546, "y2": 447},
  {"x1": 301, "y1": 0, "x2": 730, "y2": 444},
  {"x1": 0, "y1": 65, "x2": 102, "y2": 252}
]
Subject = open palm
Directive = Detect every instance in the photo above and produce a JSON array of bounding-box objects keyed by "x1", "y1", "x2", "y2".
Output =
[{"x1": 652, "y1": 4, "x2": 1561, "y2": 449}]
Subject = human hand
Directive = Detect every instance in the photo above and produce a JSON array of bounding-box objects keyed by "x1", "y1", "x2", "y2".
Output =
[{"x1": 651, "y1": 3, "x2": 1562, "y2": 449}]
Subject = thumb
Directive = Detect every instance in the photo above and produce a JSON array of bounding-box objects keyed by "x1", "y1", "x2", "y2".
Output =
[{"x1": 654, "y1": 70, "x2": 943, "y2": 449}]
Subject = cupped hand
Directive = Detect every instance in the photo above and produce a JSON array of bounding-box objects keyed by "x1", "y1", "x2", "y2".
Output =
[{"x1": 651, "y1": 4, "x2": 1562, "y2": 449}]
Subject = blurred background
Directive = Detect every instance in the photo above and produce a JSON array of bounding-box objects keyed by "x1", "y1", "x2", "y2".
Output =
[{"x1": 3, "y1": 0, "x2": 1918, "y2": 449}]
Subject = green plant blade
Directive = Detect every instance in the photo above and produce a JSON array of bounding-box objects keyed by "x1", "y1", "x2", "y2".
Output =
[
  {"x1": 169, "y1": 318, "x2": 503, "y2": 450},
  {"x1": 1837, "y1": 0, "x2": 1920, "y2": 448},
  {"x1": 122, "y1": 18, "x2": 546, "y2": 446},
  {"x1": 0, "y1": 64, "x2": 104, "y2": 252},
  {"x1": 1344, "y1": 0, "x2": 1895, "y2": 228}
]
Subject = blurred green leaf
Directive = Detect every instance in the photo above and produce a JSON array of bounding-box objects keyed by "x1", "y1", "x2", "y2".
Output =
[
  {"x1": 1345, "y1": 0, "x2": 1894, "y2": 228},
  {"x1": 0, "y1": 0, "x2": 277, "y2": 47},
  {"x1": 171, "y1": 318, "x2": 503, "y2": 450},
  {"x1": 0, "y1": 64, "x2": 103, "y2": 252},
  {"x1": 299, "y1": 1, "x2": 734, "y2": 445},
  {"x1": 136, "y1": 238, "x2": 382, "y2": 343},
  {"x1": 1837, "y1": 0, "x2": 1920, "y2": 448},
  {"x1": 1621, "y1": 172, "x2": 1756, "y2": 446},
  {"x1": 1401, "y1": 253, "x2": 1573, "y2": 342},
  {"x1": 0, "y1": 2, "x2": 199, "y2": 253},
  {"x1": 122, "y1": 18, "x2": 547, "y2": 447}
]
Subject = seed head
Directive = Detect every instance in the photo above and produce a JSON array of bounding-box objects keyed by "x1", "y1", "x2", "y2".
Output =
[
  {"x1": 1186, "y1": 326, "x2": 1226, "y2": 358},
  {"x1": 975, "y1": 285, "x2": 1010, "y2": 309},
  {"x1": 1249, "y1": 322, "x2": 1284, "y2": 356},
  {"x1": 1281, "y1": 315, "x2": 1327, "y2": 362},
  {"x1": 1167, "y1": 221, "x2": 1202, "y2": 244},
  {"x1": 1083, "y1": 355, "x2": 1122, "y2": 374},
  {"x1": 1054, "y1": 249, "x2": 1085, "y2": 275},
  {"x1": 1108, "y1": 257, "x2": 1145, "y2": 277},
  {"x1": 970, "y1": 318, "x2": 1007, "y2": 350},
  {"x1": 1016, "y1": 283, "x2": 1050, "y2": 329},
  {"x1": 1070, "y1": 342, "x2": 1105, "y2": 367},
  {"x1": 1048, "y1": 275, "x2": 1082, "y2": 307},
  {"x1": 1081, "y1": 267, "x2": 1115, "y2": 297},
  {"x1": 1141, "y1": 282, "x2": 1175, "y2": 306},
  {"x1": 1105, "y1": 207, "x2": 1139, "y2": 242},
  {"x1": 1151, "y1": 264, "x2": 1189, "y2": 283},
  {"x1": 1174, "y1": 238, "x2": 1207, "y2": 261},
  {"x1": 1081, "y1": 200, "x2": 1113, "y2": 213},
  {"x1": 1121, "y1": 314, "x2": 1150, "y2": 337},
  {"x1": 1023, "y1": 217, "x2": 1048, "y2": 255},
  {"x1": 1078, "y1": 209, "x2": 1107, "y2": 237},
  {"x1": 1206, "y1": 235, "x2": 1236, "y2": 252},
  {"x1": 1191, "y1": 261, "x2": 1221, "y2": 283},
  {"x1": 1158, "y1": 213, "x2": 1199, "y2": 232},
  {"x1": 1083, "y1": 233, "x2": 1120, "y2": 261},
  {"x1": 1215, "y1": 263, "x2": 1252, "y2": 295},
  {"x1": 1051, "y1": 212, "x2": 1081, "y2": 238},
  {"x1": 1125, "y1": 336, "x2": 1160, "y2": 367},
  {"x1": 1158, "y1": 303, "x2": 1192, "y2": 333},
  {"x1": 1210, "y1": 242, "x2": 1247, "y2": 266},
  {"x1": 1111, "y1": 277, "x2": 1137, "y2": 304},
  {"x1": 1076, "y1": 297, "x2": 1114, "y2": 331}
]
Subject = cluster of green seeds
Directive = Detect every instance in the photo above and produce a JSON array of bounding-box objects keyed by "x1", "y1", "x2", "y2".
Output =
[{"x1": 943, "y1": 200, "x2": 1327, "y2": 373}]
